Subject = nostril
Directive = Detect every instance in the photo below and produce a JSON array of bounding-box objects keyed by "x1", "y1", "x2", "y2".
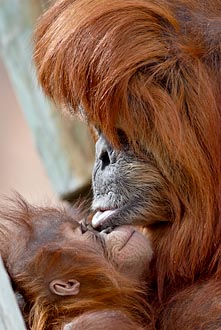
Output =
[{"x1": 100, "y1": 150, "x2": 110, "y2": 170}]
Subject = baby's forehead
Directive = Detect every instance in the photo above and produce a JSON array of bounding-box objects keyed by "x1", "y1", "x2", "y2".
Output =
[
  {"x1": 30, "y1": 209, "x2": 80, "y2": 238},
  {"x1": 33, "y1": 206, "x2": 81, "y2": 225}
]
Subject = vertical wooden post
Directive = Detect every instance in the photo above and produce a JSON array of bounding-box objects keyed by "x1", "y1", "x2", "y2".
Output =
[
  {"x1": 0, "y1": 0, "x2": 94, "y2": 199},
  {"x1": 0, "y1": 257, "x2": 26, "y2": 330}
]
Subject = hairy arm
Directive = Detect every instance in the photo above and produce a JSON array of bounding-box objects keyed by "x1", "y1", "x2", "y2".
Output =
[{"x1": 157, "y1": 280, "x2": 221, "y2": 330}]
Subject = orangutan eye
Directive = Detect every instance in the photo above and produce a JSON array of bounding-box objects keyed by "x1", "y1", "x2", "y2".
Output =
[
  {"x1": 116, "y1": 129, "x2": 129, "y2": 149},
  {"x1": 95, "y1": 126, "x2": 101, "y2": 136}
]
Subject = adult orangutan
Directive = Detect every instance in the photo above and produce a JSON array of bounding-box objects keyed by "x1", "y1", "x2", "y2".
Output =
[
  {"x1": 0, "y1": 197, "x2": 152, "y2": 330},
  {"x1": 34, "y1": 0, "x2": 221, "y2": 328}
]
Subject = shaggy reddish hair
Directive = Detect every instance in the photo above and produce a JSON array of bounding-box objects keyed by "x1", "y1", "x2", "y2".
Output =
[
  {"x1": 34, "y1": 0, "x2": 221, "y2": 298},
  {"x1": 0, "y1": 197, "x2": 152, "y2": 330}
]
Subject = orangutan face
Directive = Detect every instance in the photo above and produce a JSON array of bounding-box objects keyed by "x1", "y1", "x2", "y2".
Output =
[{"x1": 91, "y1": 133, "x2": 174, "y2": 231}]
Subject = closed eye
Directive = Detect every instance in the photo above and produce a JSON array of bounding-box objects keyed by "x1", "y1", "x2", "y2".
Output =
[{"x1": 116, "y1": 128, "x2": 129, "y2": 149}]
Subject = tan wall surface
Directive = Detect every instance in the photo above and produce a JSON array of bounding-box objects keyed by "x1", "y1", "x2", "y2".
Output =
[{"x1": 0, "y1": 59, "x2": 56, "y2": 203}]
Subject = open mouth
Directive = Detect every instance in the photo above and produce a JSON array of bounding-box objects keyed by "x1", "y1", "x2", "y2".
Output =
[{"x1": 92, "y1": 209, "x2": 118, "y2": 228}]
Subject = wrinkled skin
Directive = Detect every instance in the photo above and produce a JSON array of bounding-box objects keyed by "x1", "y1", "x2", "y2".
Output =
[{"x1": 92, "y1": 133, "x2": 175, "y2": 230}]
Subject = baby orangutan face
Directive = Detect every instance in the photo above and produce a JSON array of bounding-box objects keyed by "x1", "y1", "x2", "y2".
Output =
[
  {"x1": 49, "y1": 219, "x2": 152, "y2": 296},
  {"x1": 0, "y1": 197, "x2": 152, "y2": 329},
  {"x1": 69, "y1": 222, "x2": 152, "y2": 282},
  {"x1": 1, "y1": 198, "x2": 152, "y2": 298}
]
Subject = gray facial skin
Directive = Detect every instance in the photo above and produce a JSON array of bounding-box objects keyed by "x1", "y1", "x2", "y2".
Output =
[{"x1": 92, "y1": 134, "x2": 174, "y2": 231}]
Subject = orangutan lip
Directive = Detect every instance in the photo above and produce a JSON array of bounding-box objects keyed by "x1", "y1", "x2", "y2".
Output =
[{"x1": 92, "y1": 209, "x2": 117, "y2": 228}]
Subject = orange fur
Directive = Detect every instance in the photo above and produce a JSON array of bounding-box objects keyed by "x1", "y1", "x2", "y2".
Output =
[
  {"x1": 0, "y1": 198, "x2": 152, "y2": 330},
  {"x1": 34, "y1": 0, "x2": 221, "y2": 328}
]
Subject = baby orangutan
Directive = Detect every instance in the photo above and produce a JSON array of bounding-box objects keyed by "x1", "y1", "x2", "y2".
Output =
[{"x1": 0, "y1": 197, "x2": 153, "y2": 330}]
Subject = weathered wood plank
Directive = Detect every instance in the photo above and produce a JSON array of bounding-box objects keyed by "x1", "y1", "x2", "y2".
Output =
[
  {"x1": 0, "y1": 0, "x2": 94, "y2": 199},
  {"x1": 0, "y1": 256, "x2": 26, "y2": 330}
]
